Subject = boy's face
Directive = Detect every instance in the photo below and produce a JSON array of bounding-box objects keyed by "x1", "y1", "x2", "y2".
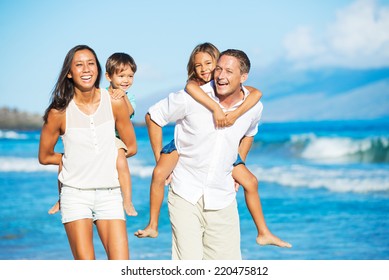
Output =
[{"x1": 105, "y1": 66, "x2": 134, "y2": 91}]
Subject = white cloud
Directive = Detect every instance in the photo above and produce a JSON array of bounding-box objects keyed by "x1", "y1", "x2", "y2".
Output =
[{"x1": 283, "y1": 0, "x2": 389, "y2": 69}]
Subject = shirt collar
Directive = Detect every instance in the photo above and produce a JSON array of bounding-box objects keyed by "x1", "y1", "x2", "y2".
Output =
[{"x1": 207, "y1": 81, "x2": 249, "y2": 111}]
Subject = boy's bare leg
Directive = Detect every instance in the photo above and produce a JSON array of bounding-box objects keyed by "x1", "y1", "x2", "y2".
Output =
[
  {"x1": 48, "y1": 160, "x2": 62, "y2": 214},
  {"x1": 233, "y1": 164, "x2": 292, "y2": 248},
  {"x1": 135, "y1": 151, "x2": 179, "y2": 238},
  {"x1": 48, "y1": 200, "x2": 60, "y2": 214},
  {"x1": 117, "y1": 149, "x2": 137, "y2": 216}
]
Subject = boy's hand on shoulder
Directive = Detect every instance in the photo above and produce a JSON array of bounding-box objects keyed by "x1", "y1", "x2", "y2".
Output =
[{"x1": 109, "y1": 88, "x2": 126, "y2": 99}]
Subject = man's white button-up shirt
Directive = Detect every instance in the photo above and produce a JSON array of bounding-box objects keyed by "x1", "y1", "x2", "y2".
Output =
[{"x1": 148, "y1": 81, "x2": 263, "y2": 210}]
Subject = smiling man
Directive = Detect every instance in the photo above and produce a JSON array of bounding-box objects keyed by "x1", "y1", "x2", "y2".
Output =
[{"x1": 145, "y1": 49, "x2": 263, "y2": 260}]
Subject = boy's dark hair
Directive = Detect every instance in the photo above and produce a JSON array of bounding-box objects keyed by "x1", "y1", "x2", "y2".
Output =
[{"x1": 106, "y1": 52, "x2": 137, "y2": 75}]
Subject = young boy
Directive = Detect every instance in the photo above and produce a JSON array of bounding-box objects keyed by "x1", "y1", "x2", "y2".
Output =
[
  {"x1": 48, "y1": 52, "x2": 138, "y2": 216},
  {"x1": 105, "y1": 52, "x2": 138, "y2": 216}
]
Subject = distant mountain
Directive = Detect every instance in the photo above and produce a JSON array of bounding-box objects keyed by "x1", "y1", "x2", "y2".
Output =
[
  {"x1": 0, "y1": 107, "x2": 43, "y2": 130},
  {"x1": 251, "y1": 67, "x2": 389, "y2": 101},
  {"x1": 250, "y1": 66, "x2": 389, "y2": 122}
]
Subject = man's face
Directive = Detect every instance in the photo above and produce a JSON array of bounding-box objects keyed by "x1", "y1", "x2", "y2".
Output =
[{"x1": 213, "y1": 55, "x2": 247, "y2": 99}]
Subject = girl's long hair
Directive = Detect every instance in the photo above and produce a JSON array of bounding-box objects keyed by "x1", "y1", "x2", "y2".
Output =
[{"x1": 186, "y1": 42, "x2": 220, "y2": 83}]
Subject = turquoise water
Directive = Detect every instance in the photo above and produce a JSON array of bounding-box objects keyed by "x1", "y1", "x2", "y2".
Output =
[{"x1": 0, "y1": 119, "x2": 388, "y2": 259}]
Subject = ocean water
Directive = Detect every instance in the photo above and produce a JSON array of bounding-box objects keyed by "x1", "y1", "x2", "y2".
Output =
[{"x1": 0, "y1": 119, "x2": 388, "y2": 260}]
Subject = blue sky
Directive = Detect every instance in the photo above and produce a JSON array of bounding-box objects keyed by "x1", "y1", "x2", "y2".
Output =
[{"x1": 0, "y1": 0, "x2": 388, "y2": 122}]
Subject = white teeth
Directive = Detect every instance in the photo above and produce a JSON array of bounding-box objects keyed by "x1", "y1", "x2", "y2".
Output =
[{"x1": 81, "y1": 76, "x2": 92, "y2": 80}]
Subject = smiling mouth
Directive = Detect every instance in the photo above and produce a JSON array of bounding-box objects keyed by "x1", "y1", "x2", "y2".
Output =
[
  {"x1": 216, "y1": 80, "x2": 228, "y2": 87},
  {"x1": 202, "y1": 72, "x2": 211, "y2": 80},
  {"x1": 81, "y1": 75, "x2": 92, "y2": 81}
]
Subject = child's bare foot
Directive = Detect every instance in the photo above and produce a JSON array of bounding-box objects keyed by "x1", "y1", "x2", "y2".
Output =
[
  {"x1": 257, "y1": 233, "x2": 292, "y2": 248},
  {"x1": 48, "y1": 201, "x2": 60, "y2": 215},
  {"x1": 124, "y1": 202, "x2": 138, "y2": 216},
  {"x1": 134, "y1": 227, "x2": 158, "y2": 238}
]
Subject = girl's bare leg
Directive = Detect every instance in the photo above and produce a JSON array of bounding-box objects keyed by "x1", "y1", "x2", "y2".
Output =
[
  {"x1": 96, "y1": 219, "x2": 129, "y2": 259},
  {"x1": 117, "y1": 149, "x2": 137, "y2": 216},
  {"x1": 64, "y1": 218, "x2": 95, "y2": 259},
  {"x1": 233, "y1": 164, "x2": 292, "y2": 248},
  {"x1": 135, "y1": 151, "x2": 179, "y2": 238}
]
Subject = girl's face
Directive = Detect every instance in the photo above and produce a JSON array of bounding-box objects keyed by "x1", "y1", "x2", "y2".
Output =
[
  {"x1": 194, "y1": 52, "x2": 216, "y2": 83},
  {"x1": 105, "y1": 66, "x2": 134, "y2": 92},
  {"x1": 67, "y1": 49, "x2": 98, "y2": 91}
]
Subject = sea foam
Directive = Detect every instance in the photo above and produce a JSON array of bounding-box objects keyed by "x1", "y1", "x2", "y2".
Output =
[
  {"x1": 0, "y1": 156, "x2": 154, "y2": 177},
  {"x1": 250, "y1": 164, "x2": 389, "y2": 193},
  {"x1": 291, "y1": 134, "x2": 389, "y2": 163},
  {"x1": 2, "y1": 156, "x2": 388, "y2": 194}
]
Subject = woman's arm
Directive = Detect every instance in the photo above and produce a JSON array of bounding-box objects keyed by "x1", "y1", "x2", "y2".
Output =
[
  {"x1": 185, "y1": 80, "x2": 226, "y2": 128},
  {"x1": 225, "y1": 86, "x2": 262, "y2": 126},
  {"x1": 38, "y1": 109, "x2": 64, "y2": 165},
  {"x1": 112, "y1": 98, "x2": 137, "y2": 157},
  {"x1": 123, "y1": 94, "x2": 135, "y2": 117}
]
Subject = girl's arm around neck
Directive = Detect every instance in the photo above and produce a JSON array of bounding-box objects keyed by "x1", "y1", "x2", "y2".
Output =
[
  {"x1": 185, "y1": 80, "x2": 226, "y2": 128},
  {"x1": 226, "y1": 86, "x2": 262, "y2": 126}
]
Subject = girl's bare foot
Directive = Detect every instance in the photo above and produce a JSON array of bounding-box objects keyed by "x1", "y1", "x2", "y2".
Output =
[
  {"x1": 257, "y1": 233, "x2": 292, "y2": 248},
  {"x1": 48, "y1": 201, "x2": 60, "y2": 215},
  {"x1": 124, "y1": 202, "x2": 138, "y2": 216},
  {"x1": 134, "y1": 227, "x2": 158, "y2": 238}
]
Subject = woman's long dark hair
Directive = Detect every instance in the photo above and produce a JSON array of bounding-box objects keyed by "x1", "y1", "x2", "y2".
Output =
[{"x1": 43, "y1": 45, "x2": 102, "y2": 123}]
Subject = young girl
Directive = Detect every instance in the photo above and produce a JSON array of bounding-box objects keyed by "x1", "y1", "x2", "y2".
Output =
[
  {"x1": 48, "y1": 52, "x2": 138, "y2": 217},
  {"x1": 135, "y1": 42, "x2": 291, "y2": 248}
]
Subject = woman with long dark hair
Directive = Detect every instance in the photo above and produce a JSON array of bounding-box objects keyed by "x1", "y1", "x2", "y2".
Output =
[{"x1": 39, "y1": 45, "x2": 136, "y2": 259}]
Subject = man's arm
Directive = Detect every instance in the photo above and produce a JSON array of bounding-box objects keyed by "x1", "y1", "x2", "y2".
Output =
[
  {"x1": 145, "y1": 113, "x2": 163, "y2": 163},
  {"x1": 238, "y1": 136, "x2": 254, "y2": 161}
]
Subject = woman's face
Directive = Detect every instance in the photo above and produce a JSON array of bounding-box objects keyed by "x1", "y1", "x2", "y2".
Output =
[
  {"x1": 67, "y1": 49, "x2": 98, "y2": 91},
  {"x1": 194, "y1": 52, "x2": 216, "y2": 83}
]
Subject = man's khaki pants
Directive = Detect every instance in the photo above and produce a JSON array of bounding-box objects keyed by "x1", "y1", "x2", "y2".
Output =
[{"x1": 168, "y1": 188, "x2": 241, "y2": 260}]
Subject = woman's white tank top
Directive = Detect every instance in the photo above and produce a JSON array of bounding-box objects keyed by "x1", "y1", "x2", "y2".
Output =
[{"x1": 58, "y1": 88, "x2": 119, "y2": 189}]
